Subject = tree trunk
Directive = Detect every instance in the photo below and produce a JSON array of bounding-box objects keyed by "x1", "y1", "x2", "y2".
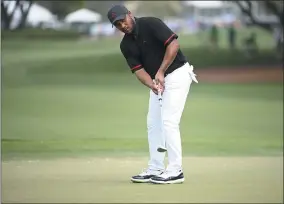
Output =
[
  {"x1": 1, "y1": 1, "x2": 10, "y2": 29},
  {"x1": 1, "y1": 0, "x2": 20, "y2": 29},
  {"x1": 235, "y1": 1, "x2": 273, "y2": 32},
  {"x1": 16, "y1": 0, "x2": 33, "y2": 30},
  {"x1": 264, "y1": 1, "x2": 284, "y2": 28},
  {"x1": 229, "y1": 0, "x2": 284, "y2": 32}
]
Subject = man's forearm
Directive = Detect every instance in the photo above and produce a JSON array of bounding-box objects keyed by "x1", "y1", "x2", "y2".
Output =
[
  {"x1": 158, "y1": 40, "x2": 179, "y2": 73},
  {"x1": 135, "y1": 69, "x2": 154, "y2": 89}
]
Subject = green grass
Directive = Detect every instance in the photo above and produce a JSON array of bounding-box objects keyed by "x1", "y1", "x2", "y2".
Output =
[
  {"x1": 1, "y1": 27, "x2": 283, "y2": 160},
  {"x1": 2, "y1": 157, "x2": 283, "y2": 203},
  {"x1": 2, "y1": 82, "x2": 283, "y2": 159},
  {"x1": 1, "y1": 26, "x2": 276, "y2": 49},
  {"x1": 2, "y1": 26, "x2": 280, "y2": 85}
]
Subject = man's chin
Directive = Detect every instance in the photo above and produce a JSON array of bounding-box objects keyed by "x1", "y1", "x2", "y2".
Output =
[{"x1": 124, "y1": 29, "x2": 133, "y2": 34}]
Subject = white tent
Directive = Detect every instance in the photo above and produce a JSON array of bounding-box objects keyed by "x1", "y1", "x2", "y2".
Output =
[
  {"x1": 65, "y1": 8, "x2": 102, "y2": 23},
  {"x1": 4, "y1": 1, "x2": 57, "y2": 29},
  {"x1": 184, "y1": 1, "x2": 224, "y2": 8},
  {"x1": 27, "y1": 3, "x2": 57, "y2": 26}
]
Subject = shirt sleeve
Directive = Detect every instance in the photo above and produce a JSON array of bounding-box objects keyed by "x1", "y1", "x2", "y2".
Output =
[
  {"x1": 120, "y1": 43, "x2": 143, "y2": 73},
  {"x1": 147, "y1": 17, "x2": 178, "y2": 47}
]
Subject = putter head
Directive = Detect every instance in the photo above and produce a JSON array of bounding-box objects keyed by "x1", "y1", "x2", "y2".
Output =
[{"x1": 157, "y1": 147, "x2": 167, "y2": 152}]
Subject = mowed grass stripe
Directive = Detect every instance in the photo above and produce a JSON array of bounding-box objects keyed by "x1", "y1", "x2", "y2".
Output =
[{"x1": 2, "y1": 157, "x2": 283, "y2": 203}]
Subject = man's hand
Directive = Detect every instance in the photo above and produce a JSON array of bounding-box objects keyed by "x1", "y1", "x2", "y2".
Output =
[
  {"x1": 150, "y1": 80, "x2": 160, "y2": 95},
  {"x1": 152, "y1": 78, "x2": 164, "y2": 95},
  {"x1": 135, "y1": 68, "x2": 162, "y2": 94},
  {"x1": 155, "y1": 70, "x2": 165, "y2": 91}
]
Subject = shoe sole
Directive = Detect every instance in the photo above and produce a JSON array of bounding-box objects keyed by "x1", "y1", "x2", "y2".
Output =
[
  {"x1": 131, "y1": 178, "x2": 151, "y2": 183},
  {"x1": 150, "y1": 178, "x2": 185, "y2": 184}
]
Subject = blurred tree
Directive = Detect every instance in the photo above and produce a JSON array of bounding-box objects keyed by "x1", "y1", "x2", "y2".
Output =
[
  {"x1": 229, "y1": 0, "x2": 283, "y2": 32},
  {"x1": 17, "y1": 0, "x2": 34, "y2": 29},
  {"x1": 1, "y1": 0, "x2": 14, "y2": 29},
  {"x1": 85, "y1": 1, "x2": 124, "y2": 21},
  {"x1": 1, "y1": 0, "x2": 34, "y2": 29},
  {"x1": 36, "y1": 0, "x2": 82, "y2": 20}
]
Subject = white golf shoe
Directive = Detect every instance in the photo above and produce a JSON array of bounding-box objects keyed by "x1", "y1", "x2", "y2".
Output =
[
  {"x1": 150, "y1": 169, "x2": 184, "y2": 184},
  {"x1": 131, "y1": 168, "x2": 164, "y2": 183}
]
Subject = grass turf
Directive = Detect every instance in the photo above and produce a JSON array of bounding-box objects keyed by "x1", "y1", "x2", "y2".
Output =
[
  {"x1": 2, "y1": 82, "x2": 283, "y2": 159},
  {"x1": 2, "y1": 157, "x2": 283, "y2": 203}
]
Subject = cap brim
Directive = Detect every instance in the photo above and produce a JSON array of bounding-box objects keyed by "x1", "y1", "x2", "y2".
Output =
[{"x1": 111, "y1": 14, "x2": 126, "y2": 27}]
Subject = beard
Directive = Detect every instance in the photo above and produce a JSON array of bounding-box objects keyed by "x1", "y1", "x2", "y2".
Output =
[{"x1": 127, "y1": 17, "x2": 136, "y2": 34}]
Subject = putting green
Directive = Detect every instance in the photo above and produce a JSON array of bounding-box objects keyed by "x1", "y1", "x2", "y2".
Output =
[{"x1": 2, "y1": 156, "x2": 283, "y2": 203}]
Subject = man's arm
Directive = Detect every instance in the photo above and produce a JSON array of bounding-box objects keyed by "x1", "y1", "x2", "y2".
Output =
[
  {"x1": 120, "y1": 43, "x2": 159, "y2": 93},
  {"x1": 135, "y1": 69, "x2": 159, "y2": 94},
  {"x1": 147, "y1": 18, "x2": 181, "y2": 87},
  {"x1": 158, "y1": 39, "x2": 180, "y2": 74}
]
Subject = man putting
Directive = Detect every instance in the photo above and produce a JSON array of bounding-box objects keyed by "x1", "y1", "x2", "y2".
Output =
[{"x1": 107, "y1": 5, "x2": 198, "y2": 184}]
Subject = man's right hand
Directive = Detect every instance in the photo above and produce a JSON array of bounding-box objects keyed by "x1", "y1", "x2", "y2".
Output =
[
  {"x1": 151, "y1": 80, "x2": 164, "y2": 95},
  {"x1": 134, "y1": 69, "x2": 162, "y2": 95},
  {"x1": 150, "y1": 81, "x2": 159, "y2": 95}
]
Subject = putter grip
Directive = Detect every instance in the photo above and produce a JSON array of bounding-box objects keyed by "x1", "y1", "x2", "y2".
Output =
[{"x1": 158, "y1": 90, "x2": 162, "y2": 106}]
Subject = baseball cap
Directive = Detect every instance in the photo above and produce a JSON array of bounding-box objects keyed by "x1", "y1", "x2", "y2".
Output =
[{"x1": 107, "y1": 5, "x2": 129, "y2": 27}]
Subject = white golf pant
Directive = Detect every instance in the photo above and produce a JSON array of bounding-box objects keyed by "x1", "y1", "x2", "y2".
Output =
[{"x1": 147, "y1": 62, "x2": 198, "y2": 172}]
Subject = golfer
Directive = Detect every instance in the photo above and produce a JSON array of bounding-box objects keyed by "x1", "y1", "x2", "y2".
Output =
[{"x1": 107, "y1": 5, "x2": 198, "y2": 184}]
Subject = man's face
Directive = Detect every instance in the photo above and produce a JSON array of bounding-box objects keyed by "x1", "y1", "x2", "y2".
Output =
[{"x1": 114, "y1": 13, "x2": 134, "y2": 34}]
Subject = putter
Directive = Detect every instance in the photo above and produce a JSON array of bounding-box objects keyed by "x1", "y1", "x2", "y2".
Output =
[{"x1": 157, "y1": 88, "x2": 167, "y2": 153}]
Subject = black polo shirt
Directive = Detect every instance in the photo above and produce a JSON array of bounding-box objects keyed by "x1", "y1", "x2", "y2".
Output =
[{"x1": 120, "y1": 17, "x2": 188, "y2": 79}]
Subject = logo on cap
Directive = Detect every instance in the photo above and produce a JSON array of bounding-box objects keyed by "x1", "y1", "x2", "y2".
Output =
[{"x1": 111, "y1": 12, "x2": 116, "y2": 19}]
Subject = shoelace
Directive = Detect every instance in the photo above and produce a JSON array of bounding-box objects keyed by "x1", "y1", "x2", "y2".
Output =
[
  {"x1": 139, "y1": 168, "x2": 163, "y2": 175},
  {"x1": 161, "y1": 169, "x2": 182, "y2": 177},
  {"x1": 139, "y1": 168, "x2": 150, "y2": 175}
]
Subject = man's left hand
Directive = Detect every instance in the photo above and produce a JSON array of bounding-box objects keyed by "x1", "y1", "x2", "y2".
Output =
[{"x1": 155, "y1": 70, "x2": 165, "y2": 91}]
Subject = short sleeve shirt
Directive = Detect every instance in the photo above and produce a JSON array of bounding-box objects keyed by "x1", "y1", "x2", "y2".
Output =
[{"x1": 120, "y1": 17, "x2": 187, "y2": 79}]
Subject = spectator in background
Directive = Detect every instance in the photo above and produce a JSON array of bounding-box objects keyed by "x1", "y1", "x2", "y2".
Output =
[
  {"x1": 273, "y1": 26, "x2": 283, "y2": 57},
  {"x1": 243, "y1": 32, "x2": 258, "y2": 58},
  {"x1": 210, "y1": 24, "x2": 219, "y2": 50},
  {"x1": 228, "y1": 23, "x2": 236, "y2": 50}
]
